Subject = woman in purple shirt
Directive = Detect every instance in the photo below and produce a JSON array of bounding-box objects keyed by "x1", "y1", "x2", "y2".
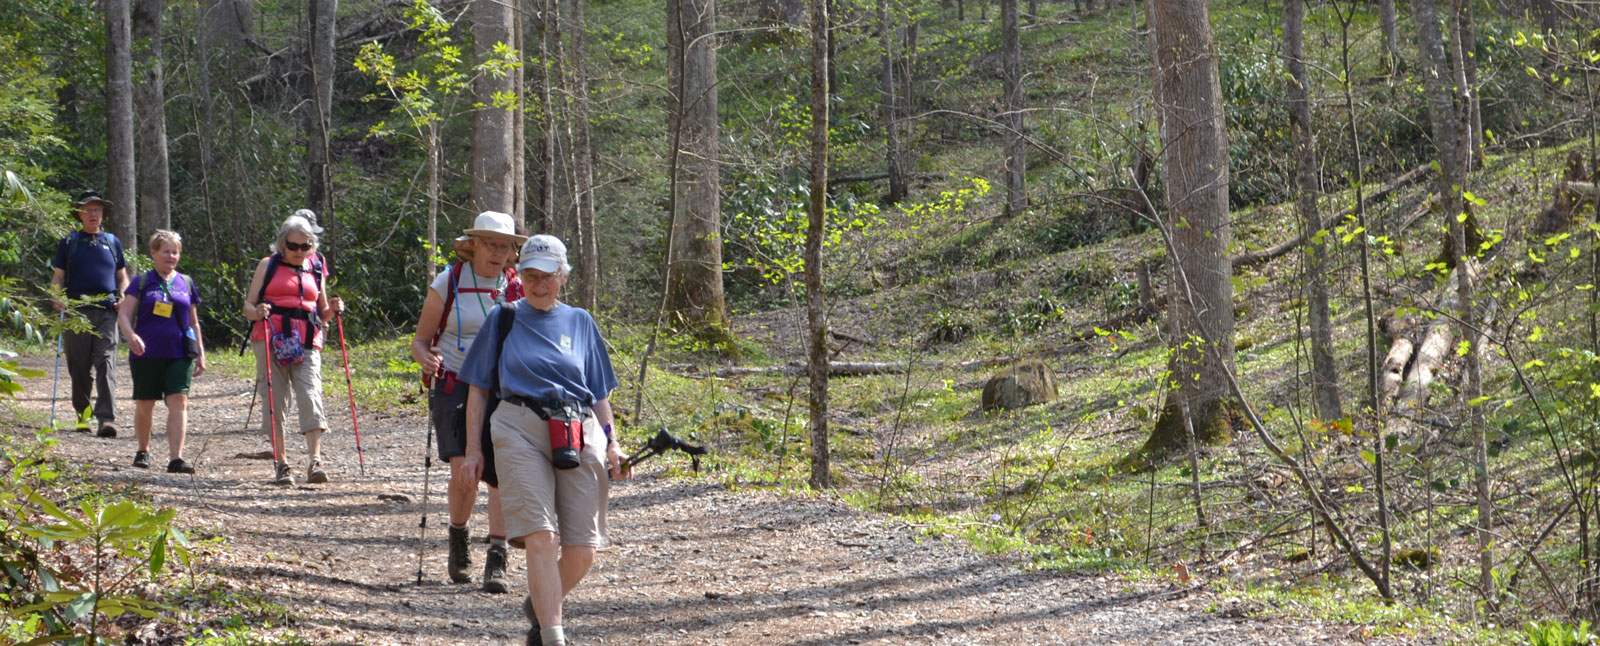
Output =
[{"x1": 116, "y1": 230, "x2": 207, "y2": 473}]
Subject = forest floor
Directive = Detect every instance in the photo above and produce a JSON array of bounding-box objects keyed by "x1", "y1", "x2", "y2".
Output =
[{"x1": 6, "y1": 355, "x2": 1436, "y2": 646}]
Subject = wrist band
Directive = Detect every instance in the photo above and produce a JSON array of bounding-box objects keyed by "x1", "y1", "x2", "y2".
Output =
[{"x1": 603, "y1": 424, "x2": 614, "y2": 441}]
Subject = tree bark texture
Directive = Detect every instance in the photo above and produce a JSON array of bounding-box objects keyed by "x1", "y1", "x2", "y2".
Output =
[
  {"x1": 106, "y1": 0, "x2": 138, "y2": 245},
  {"x1": 1416, "y1": 0, "x2": 1492, "y2": 603},
  {"x1": 513, "y1": 9, "x2": 526, "y2": 232},
  {"x1": 666, "y1": 0, "x2": 730, "y2": 334},
  {"x1": 471, "y1": 0, "x2": 517, "y2": 215},
  {"x1": 1449, "y1": 0, "x2": 1483, "y2": 167},
  {"x1": 1380, "y1": 0, "x2": 1399, "y2": 73},
  {"x1": 1283, "y1": 0, "x2": 1341, "y2": 421},
  {"x1": 879, "y1": 0, "x2": 906, "y2": 204},
  {"x1": 1142, "y1": 0, "x2": 1237, "y2": 458},
  {"x1": 305, "y1": 0, "x2": 337, "y2": 237},
  {"x1": 564, "y1": 0, "x2": 599, "y2": 310},
  {"x1": 1002, "y1": 0, "x2": 1025, "y2": 218},
  {"x1": 806, "y1": 0, "x2": 831, "y2": 491},
  {"x1": 535, "y1": 0, "x2": 558, "y2": 234},
  {"x1": 133, "y1": 0, "x2": 171, "y2": 238}
]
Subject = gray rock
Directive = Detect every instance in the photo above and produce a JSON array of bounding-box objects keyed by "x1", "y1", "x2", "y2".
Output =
[{"x1": 980, "y1": 360, "x2": 1058, "y2": 411}]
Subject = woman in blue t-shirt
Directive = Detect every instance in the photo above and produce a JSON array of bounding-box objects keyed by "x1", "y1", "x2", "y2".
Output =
[
  {"x1": 457, "y1": 234, "x2": 624, "y2": 646},
  {"x1": 116, "y1": 230, "x2": 206, "y2": 474}
]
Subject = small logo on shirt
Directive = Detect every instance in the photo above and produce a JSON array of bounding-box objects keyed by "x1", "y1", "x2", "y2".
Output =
[{"x1": 559, "y1": 334, "x2": 573, "y2": 354}]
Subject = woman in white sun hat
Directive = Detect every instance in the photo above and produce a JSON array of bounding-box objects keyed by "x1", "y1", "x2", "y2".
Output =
[{"x1": 408, "y1": 210, "x2": 527, "y2": 593}]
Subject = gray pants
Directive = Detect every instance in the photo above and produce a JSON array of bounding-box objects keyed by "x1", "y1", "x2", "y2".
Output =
[{"x1": 63, "y1": 306, "x2": 118, "y2": 425}]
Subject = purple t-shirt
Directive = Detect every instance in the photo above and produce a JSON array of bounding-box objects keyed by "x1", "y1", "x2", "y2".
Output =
[{"x1": 124, "y1": 271, "x2": 198, "y2": 360}]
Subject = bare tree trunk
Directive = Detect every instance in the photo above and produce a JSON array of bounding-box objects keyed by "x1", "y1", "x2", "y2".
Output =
[
  {"x1": 133, "y1": 0, "x2": 170, "y2": 238},
  {"x1": 563, "y1": 0, "x2": 599, "y2": 309},
  {"x1": 513, "y1": 8, "x2": 526, "y2": 232},
  {"x1": 305, "y1": 0, "x2": 336, "y2": 242},
  {"x1": 1450, "y1": 0, "x2": 1483, "y2": 166},
  {"x1": 1417, "y1": 0, "x2": 1492, "y2": 606},
  {"x1": 428, "y1": 123, "x2": 441, "y2": 276},
  {"x1": 535, "y1": 0, "x2": 557, "y2": 234},
  {"x1": 1284, "y1": 0, "x2": 1341, "y2": 421},
  {"x1": 1380, "y1": 0, "x2": 1399, "y2": 73},
  {"x1": 666, "y1": 0, "x2": 731, "y2": 337},
  {"x1": 1002, "y1": 0, "x2": 1025, "y2": 218},
  {"x1": 472, "y1": 0, "x2": 517, "y2": 215},
  {"x1": 1140, "y1": 0, "x2": 1236, "y2": 459},
  {"x1": 107, "y1": 0, "x2": 138, "y2": 245},
  {"x1": 806, "y1": 0, "x2": 831, "y2": 491},
  {"x1": 879, "y1": 0, "x2": 906, "y2": 204}
]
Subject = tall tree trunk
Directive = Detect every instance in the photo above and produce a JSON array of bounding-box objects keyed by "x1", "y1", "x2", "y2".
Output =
[
  {"x1": 1449, "y1": 0, "x2": 1483, "y2": 167},
  {"x1": 1416, "y1": 0, "x2": 1491, "y2": 605},
  {"x1": 427, "y1": 123, "x2": 441, "y2": 276},
  {"x1": 106, "y1": 0, "x2": 137, "y2": 245},
  {"x1": 1001, "y1": 0, "x2": 1025, "y2": 218},
  {"x1": 305, "y1": 0, "x2": 336, "y2": 243},
  {"x1": 535, "y1": 0, "x2": 558, "y2": 234},
  {"x1": 1284, "y1": 0, "x2": 1341, "y2": 421},
  {"x1": 1140, "y1": 0, "x2": 1236, "y2": 459},
  {"x1": 472, "y1": 0, "x2": 517, "y2": 215},
  {"x1": 133, "y1": 0, "x2": 170, "y2": 239},
  {"x1": 879, "y1": 0, "x2": 906, "y2": 204},
  {"x1": 1380, "y1": 0, "x2": 1399, "y2": 73},
  {"x1": 666, "y1": 0, "x2": 731, "y2": 337},
  {"x1": 513, "y1": 8, "x2": 526, "y2": 232},
  {"x1": 806, "y1": 0, "x2": 831, "y2": 491},
  {"x1": 564, "y1": 0, "x2": 598, "y2": 309}
]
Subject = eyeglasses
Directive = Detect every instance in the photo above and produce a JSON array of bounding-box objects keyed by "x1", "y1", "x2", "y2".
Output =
[{"x1": 284, "y1": 240, "x2": 315, "y2": 252}]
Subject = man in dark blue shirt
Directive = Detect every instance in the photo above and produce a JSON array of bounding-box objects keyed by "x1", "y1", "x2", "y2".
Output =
[{"x1": 50, "y1": 191, "x2": 129, "y2": 436}]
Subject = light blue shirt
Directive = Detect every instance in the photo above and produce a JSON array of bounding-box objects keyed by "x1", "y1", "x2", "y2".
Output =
[{"x1": 457, "y1": 300, "x2": 618, "y2": 406}]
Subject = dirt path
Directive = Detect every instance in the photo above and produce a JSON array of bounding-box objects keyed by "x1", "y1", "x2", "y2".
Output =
[{"x1": 5, "y1": 356, "x2": 1418, "y2": 645}]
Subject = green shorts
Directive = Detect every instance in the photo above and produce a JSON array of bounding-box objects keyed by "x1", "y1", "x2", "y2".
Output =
[{"x1": 129, "y1": 357, "x2": 194, "y2": 400}]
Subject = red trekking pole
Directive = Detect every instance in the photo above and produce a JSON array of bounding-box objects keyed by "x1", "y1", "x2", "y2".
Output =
[
  {"x1": 262, "y1": 316, "x2": 284, "y2": 470},
  {"x1": 335, "y1": 312, "x2": 366, "y2": 475}
]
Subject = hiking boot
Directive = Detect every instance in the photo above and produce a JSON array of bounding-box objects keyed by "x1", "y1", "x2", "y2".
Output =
[
  {"x1": 306, "y1": 458, "x2": 329, "y2": 484},
  {"x1": 166, "y1": 458, "x2": 195, "y2": 474},
  {"x1": 272, "y1": 461, "x2": 295, "y2": 486},
  {"x1": 96, "y1": 423, "x2": 117, "y2": 438},
  {"x1": 132, "y1": 451, "x2": 149, "y2": 469},
  {"x1": 481, "y1": 544, "x2": 509, "y2": 593},
  {"x1": 524, "y1": 596, "x2": 541, "y2": 646},
  {"x1": 447, "y1": 525, "x2": 472, "y2": 584}
]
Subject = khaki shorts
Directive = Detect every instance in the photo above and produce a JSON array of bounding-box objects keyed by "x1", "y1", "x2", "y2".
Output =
[{"x1": 491, "y1": 402, "x2": 609, "y2": 548}]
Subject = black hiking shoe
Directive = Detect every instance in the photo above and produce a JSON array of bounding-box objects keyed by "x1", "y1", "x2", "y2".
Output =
[
  {"x1": 166, "y1": 458, "x2": 195, "y2": 474},
  {"x1": 96, "y1": 423, "x2": 117, "y2": 438},
  {"x1": 272, "y1": 461, "x2": 295, "y2": 486},
  {"x1": 481, "y1": 544, "x2": 509, "y2": 593},
  {"x1": 447, "y1": 525, "x2": 472, "y2": 584},
  {"x1": 306, "y1": 458, "x2": 328, "y2": 484},
  {"x1": 523, "y1": 596, "x2": 541, "y2": 646},
  {"x1": 132, "y1": 451, "x2": 149, "y2": 469}
]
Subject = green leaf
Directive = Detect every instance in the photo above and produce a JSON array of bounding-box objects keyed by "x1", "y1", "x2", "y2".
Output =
[
  {"x1": 1360, "y1": 450, "x2": 1376, "y2": 464},
  {"x1": 1385, "y1": 433, "x2": 1399, "y2": 451},
  {"x1": 149, "y1": 530, "x2": 168, "y2": 576}
]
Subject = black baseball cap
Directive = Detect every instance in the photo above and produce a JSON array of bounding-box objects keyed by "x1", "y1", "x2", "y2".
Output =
[{"x1": 72, "y1": 190, "x2": 111, "y2": 208}]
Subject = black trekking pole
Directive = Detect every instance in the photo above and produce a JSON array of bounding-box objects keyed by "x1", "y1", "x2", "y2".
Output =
[
  {"x1": 240, "y1": 337, "x2": 258, "y2": 431},
  {"x1": 415, "y1": 417, "x2": 436, "y2": 585}
]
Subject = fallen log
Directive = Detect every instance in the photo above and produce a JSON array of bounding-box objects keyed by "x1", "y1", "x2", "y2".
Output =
[
  {"x1": 1383, "y1": 265, "x2": 1474, "y2": 437},
  {"x1": 1232, "y1": 165, "x2": 1429, "y2": 270}
]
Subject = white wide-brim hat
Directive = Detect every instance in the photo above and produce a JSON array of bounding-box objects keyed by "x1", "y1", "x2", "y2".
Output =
[{"x1": 458, "y1": 211, "x2": 529, "y2": 245}]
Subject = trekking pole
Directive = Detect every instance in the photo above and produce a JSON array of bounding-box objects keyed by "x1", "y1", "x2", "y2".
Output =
[
  {"x1": 415, "y1": 419, "x2": 435, "y2": 585},
  {"x1": 241, "y1": 337, "x2": 258, "y2": 431},
  {"x1": 263, "y1": 317, "x2": 284, "y2": 468},
  {"x1": 49, "y1": 310, "x2": 63, "y2": 429},
  {"x1": 334, "y1": 312, "x2": 366, "y2": 475}
]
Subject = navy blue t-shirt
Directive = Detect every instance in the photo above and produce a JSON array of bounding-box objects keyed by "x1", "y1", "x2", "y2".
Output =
[
  {"x1": 52, "y1": 231, "x2": 127, "y2": 308},
  {"x1": 457, "y1": 301, "x2": 618, "y2": 406}
]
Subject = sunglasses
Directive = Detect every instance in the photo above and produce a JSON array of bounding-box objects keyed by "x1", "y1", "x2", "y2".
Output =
[{"x1": 284, "y1": 240, "x2": 315, "y2": 252}]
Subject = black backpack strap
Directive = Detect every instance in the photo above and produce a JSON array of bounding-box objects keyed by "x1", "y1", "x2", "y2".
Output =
[
  {"x1": 490, "y1": 301, "x2": 517, "y2": 398},
  {"x1": 255, "y1": 254, "x2": 281, "y2": 305}
]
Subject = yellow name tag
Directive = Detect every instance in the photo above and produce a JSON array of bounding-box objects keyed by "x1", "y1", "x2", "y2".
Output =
[{"x1": 152, "y1": 301, "x2": 173, "y2": 318}]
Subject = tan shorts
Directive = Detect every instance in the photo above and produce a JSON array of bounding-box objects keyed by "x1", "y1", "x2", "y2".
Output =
[{"x1": 491, "y1": 402, "x2": 610, "y2": 548}]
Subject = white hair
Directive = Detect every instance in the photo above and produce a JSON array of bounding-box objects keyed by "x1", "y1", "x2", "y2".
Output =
[{"x1": 271, "y1": 215, "x2": 321, "y2": 254}]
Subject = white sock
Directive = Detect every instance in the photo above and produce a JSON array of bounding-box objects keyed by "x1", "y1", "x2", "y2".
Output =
[{"x1": 539, "y1": 625, "x2": 565, "y2": 645}]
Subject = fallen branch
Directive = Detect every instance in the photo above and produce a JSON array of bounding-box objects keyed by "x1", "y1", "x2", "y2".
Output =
[
  {"x1": 1383, "y1": 267, "x2": 1471, "y2": 438},
  {"x1": 827, "y1": 171, "x2": 949, "y2": 187},
  {"x1": 1231, "y1": 165, "x2": 1429, "y2": 270}
]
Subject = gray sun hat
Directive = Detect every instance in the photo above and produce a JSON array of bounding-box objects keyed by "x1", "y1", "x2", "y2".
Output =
[{"x1": 292, "y1": 209, "x2": 326, "y2": 234}]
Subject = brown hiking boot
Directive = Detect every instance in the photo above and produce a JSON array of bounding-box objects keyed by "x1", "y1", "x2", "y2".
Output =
[
  {"x1": 96, "y1": 423, "x2": 117, "y2": 438},
  {"x1": 272, "y1": 461, "x2": 295, "y2": 486},
  {"x1": 481, "y1": 544, "x2": 509, "y2": 593},
  {"x1": 447, "y1": 525, "x2": 472, "y2": 584},
  {"x1": 306, "y1": 458, "x2": 328, "y2": 484}
]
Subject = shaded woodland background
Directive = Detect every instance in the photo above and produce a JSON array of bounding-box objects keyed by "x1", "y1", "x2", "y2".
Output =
[{"x1": 10, "y1": 0, "x2": 1600, "y2": 640}]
